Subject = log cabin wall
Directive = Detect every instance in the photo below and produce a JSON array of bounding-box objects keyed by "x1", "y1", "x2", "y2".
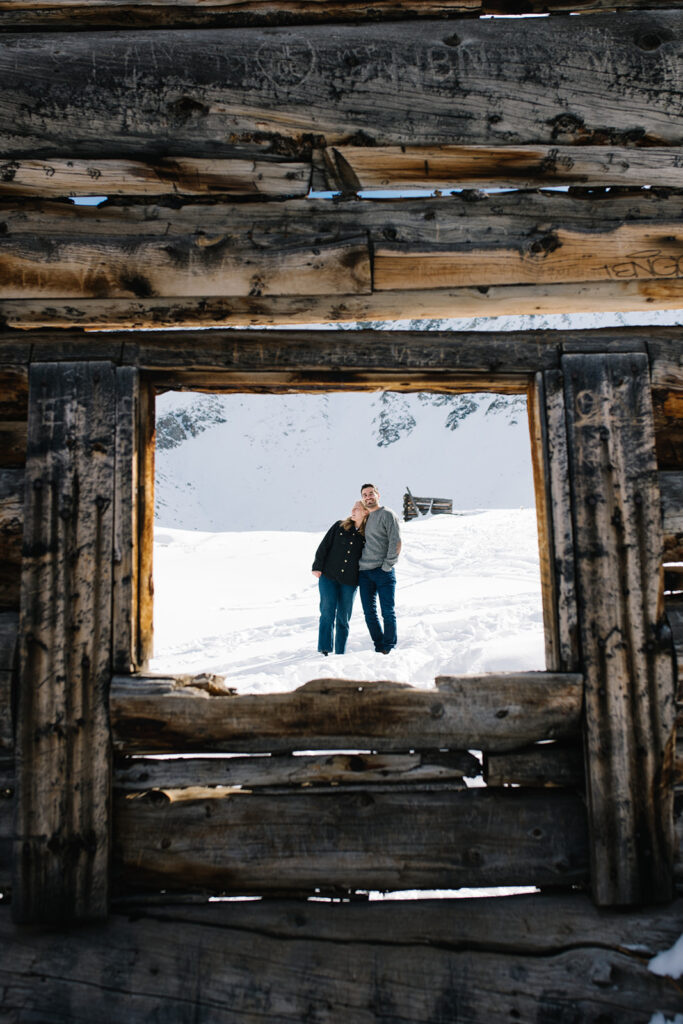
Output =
[{"x1": 0, "y1": 1, "x2": 682, "y2": 1020}]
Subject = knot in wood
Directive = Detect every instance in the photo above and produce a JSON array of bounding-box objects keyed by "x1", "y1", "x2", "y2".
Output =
[{"x1": 430, "y1": 702, "x2": 444, "y2": 719}]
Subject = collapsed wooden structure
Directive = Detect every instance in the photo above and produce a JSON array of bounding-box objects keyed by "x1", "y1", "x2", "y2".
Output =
[{"x1": 1, "y1": 1, "x2": 683, "y2": 1020}]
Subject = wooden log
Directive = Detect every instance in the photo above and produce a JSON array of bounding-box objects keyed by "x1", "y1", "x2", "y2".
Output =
[
  {"x1": 115, "y1": 749, "x2": 481, "y2": 792},
  {"x1": 111, "y1": 672, "x2": 583, "y2": 754},
  {"x1": 2, "y1": 323, "x2": 682, "y2": 371},
  {"x1": 536, "y1": 370, "x2": 580, "y2": 672},
  {"x1": 138, "y1": 379, "x2": 155, "y2": 669},
  {"x1": 0, "y1": 235, "x2": 372, "y2": 300},
  {"x1": 0, "y1": 422, "x2": 27, "y2": 468},
  {"x1": 0, "y1": 612, "x2": 18, "y2": 754},
  {"x1": 113, "y1": 368, "x2": 139, "y2": 674},
  {"x1": 2, "y1": 895, "x2": 683, "y2": 1024},
  {"x1": 661, "y1": 470, "x2": 683, "y2": 559},
  {"x1": 5, "y1": 191, "x2": 682, "y2": 302},
  {"x1": 1, "y1": 14, "x2": 682, "y2": 159},
  {"x1": 0, "y1": 157, "x2": 310, "y2": 198},
  {"x1": 14, "y1": 362, "x2": 116, "y2": 924},
  {"x1": 6, "y1": 278, "x2": 683, "y2": 330},
  {"x1": 374, "y1": 225, "x2": 683, "y2": 291},
  {"x1": 484, "y1": 742, "x2": 584, "y2": 789},
  {"x1": 114, "y1": 786, "x2": 589, "y2": 893},
  {"x1": 0, "y1": 765, "x2": 13, "y2": 890},
  {"x1": 0, "y1": 468, "x2": 22, "y2": 611},
  {"x1": 563, "y1": 352, "x2": 676, "y2": 905},
  {"x1": 332, "y1": 144, "x2": 683, "y2": 191},
  {"x1": 0, "y1": 368, "x2": 28, "y2": 420},
  {"x1": 0, "y1": 0, "x2": 678, "y2": 31}
]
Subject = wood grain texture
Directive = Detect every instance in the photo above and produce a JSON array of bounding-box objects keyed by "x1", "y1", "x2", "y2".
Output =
[
  {"x1": 2, "y1": 895, "x2": 683, "y2": 1023},
  {"x1": 0, "y1": 422, "x2": 27, "y2": 468},
  {"x1": 115, "y1": 749, "x2": 481, "y2": 792},
  {"x1": 0, "y1": 611, "x2": 18, "y2": 754},
  {"x1": 0, "y1": 468, "x2": 22, "y2": 611},
  {"x1": 0, "y1": 367, "x2": 28, "y2": 420},
  {"x1": 113, "y1": 368, "x2": 139, "y2": 674},
  {"x1": 6, "y1": 278, "x2": 683, "y2": 329},
  {"x1": 485, "y1": 742, "x2": 583, "y2": 789},
  {"x1": 110, "y1": 672, "x2": 583, "y2": 754},
  {"x1": 539, "y1": 370, "x2": 581, "y2": 672},
  {"x1": 4, "y1": 192, "x2": 681, "y2": 303},
  {"x1": 14, "y1": 362, "x2": 116, "y2": 923},
  {"x1": 1, "y1": 14, "x2": 681, "y2": 158},
  {"x1": 661, "y1": 470, "x2": 683, "y2": 560},
  {"x1": 114, "y1": 786, "x2": 589, "y2": 893},
  {"x1": 0, "y1": 157, "x2": 310, "y2": 198},
  {"x1": 332, "y1": 144, "x2": 683, "y2": 191},
  {"x1": 563, "y1": 352, "x2": 676, "y2": 905}
]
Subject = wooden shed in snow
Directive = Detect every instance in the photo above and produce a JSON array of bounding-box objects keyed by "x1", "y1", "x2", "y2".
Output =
[{"x1": 0, "y1": 1, "x2": 682, "y2": 1019}]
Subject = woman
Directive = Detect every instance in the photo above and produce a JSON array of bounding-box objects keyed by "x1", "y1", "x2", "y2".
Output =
[{"x1": 312, "y1": 501, "x2": 368, "y2": 655}]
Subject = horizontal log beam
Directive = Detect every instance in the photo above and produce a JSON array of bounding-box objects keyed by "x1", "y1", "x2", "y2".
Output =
[
  {"x1": 115, "y1": 786, "x2": 589, "y2": 892},
  {"x1": 3, "y1": 146, "x2": 683, "y2": 199},
  {"x1": 1, "y1": 14, "x2": 681, "y2": 158},
  {"x1": 332, "y1": 144, "x2": 683, "y2": 191},
  {"x1": 2, "y1": 896, "x2": 683, "y2": 1023},
  {"x1": 115, "y1": 749, "x2": 481, "y2": 791},
  {"x1": 0, "y1": 158, "x2": 311, "y2": 199},
  {"x1": 484, "y1": 742, "x2": 583, "y2": 789},
  {"x1": 0, "y1": 1, "x2": 677, "y2": 31},
  {"x1": 111, "y1": 672, "x2": 583, "y2": 754}
]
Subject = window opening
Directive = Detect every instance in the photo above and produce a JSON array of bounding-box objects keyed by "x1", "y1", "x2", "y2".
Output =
[{"x1": 151, "y1": 389, "x2": 545, "y2": 692}]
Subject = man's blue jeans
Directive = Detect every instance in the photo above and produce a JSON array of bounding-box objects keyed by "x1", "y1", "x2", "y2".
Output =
[
  {"x1": 318, "y1": 575, "x2": 357, "y2": 654},
  {"x1": 359, "y1": 567, "x2": 397, "y2": 652}
]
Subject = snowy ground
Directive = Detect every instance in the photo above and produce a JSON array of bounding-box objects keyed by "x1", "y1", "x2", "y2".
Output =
[{"x1": 151, "y1": 508, "x2": 545, "y2": 688}]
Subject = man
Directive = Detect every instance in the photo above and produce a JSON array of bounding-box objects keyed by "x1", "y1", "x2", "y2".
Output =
[{"x1": 357, "y1": 483, "x2": 401, "y2": 654}]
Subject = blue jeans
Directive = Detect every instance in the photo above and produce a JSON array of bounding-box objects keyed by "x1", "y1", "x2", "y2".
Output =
[
  {"x1": 318, "y1": 575, "x2": 357, "y2": 654},
  {"x1": 359, "y1": 567, "x2": 397, "y2": 652}
]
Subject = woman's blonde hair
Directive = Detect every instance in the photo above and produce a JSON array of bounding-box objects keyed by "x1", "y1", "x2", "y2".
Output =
[{"x1": 341, "y1": 502, "x2": 368, "y2": 535}]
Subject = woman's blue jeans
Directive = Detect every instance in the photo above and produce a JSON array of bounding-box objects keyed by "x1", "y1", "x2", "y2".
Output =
[{"x1": 318, "y1": 575, "x2": 357, "y2": 654}]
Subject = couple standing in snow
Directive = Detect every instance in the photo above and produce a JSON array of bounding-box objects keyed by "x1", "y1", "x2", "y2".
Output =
[{"x1": 312, "y1": 483, "x2": 401, "y2": 656}]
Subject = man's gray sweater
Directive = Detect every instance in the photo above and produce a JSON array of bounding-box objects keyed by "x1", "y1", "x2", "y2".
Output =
[{"x1": 359, "y1": 507, "x2": 401, "y2": 572}]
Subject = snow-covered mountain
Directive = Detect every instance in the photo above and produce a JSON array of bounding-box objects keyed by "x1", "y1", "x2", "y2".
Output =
[{"x1": 155, "y1": 389, "x2": 533, "y2": 532}]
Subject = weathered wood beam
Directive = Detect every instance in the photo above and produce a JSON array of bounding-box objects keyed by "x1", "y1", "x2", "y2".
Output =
[
  {"x1": 0, "y1": 0, "x2": 678, "y2": 31},
  {"x1": 1, "y1": 14, "x2": 681, "y2": 160},
  {"x1": 0, "y1": 158, "x2": 311, "y2": 199},
  {"x1": 0, "y1": 612, "x2": 17, "y2": 755},
  {"x1": 115, "y1": 749, "x2": 481, "y2": 792},
  {"x1": 0, "y1": 469, "x2": 22, "y2": 612},
  {"x1": 2, "y1": 896, "x2": 683, "y2": 1023},
  {"x1": 114, "y1": 786, "x2": 589, "y2": 893},
  {"x1": 111, "y1": 672, "x2": 583, "y2": 754},
  {"x1": 4, "y1": 192, "x2": 681, "y2": 302},
  {"x1": 661, "y1": 470, "x2": 683, "y2": 560},
  {"x1": 563, "y1": 352, "x2": 676, "y2": 905},
  {"x1": 332, "y1": 144, "x2": 683, "y2": 192},
  {"x1": 0, "y1": 423, "x2": 26, "y2": 469},
  {"x1": 2, "y1": 147, "x2": 683, "y2": 199},
  {"x1": 5, "y1": 281, "x2": 683, "y2": 330},
  {"x1": 14, "y1": 362, "x2": 116, "y2": 924},
  {"x1": 484, "y1": 742, "x2": 584, "y2": 789}
]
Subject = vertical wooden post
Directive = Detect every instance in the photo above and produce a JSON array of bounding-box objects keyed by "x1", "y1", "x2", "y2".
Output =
[
  {"x1": 113, "y1": 367, "x2": 139, "y2": 675},
  {"x1": 528, "y1": 373, "x2": 580, "y2": 673},
  {"x1": 563, "y1": 352, "x2": 676, "y2": 905},
  {"x1": 14, "y1": 362, "x2": 116, "y2": 923}
]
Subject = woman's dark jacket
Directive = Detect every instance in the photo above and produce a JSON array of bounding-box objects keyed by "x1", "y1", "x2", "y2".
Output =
[{"x1": 312, "y1": 521, "x2": 365, "y2": 587}]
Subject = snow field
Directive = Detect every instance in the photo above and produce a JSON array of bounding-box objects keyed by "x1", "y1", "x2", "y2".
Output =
[{"x1": 151, "y1": 509, "x2": 545, "y2": 689}]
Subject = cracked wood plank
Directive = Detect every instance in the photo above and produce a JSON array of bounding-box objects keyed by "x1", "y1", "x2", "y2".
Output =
[
  {"x1": 114, "y1": 786, "x2": 589, "y2": 893},
  {"x1": 1, "y1": 14, "x2": 681, "y2": 158},
  {"x1": 110, "y1": 672, "x2": 583, "y2": 754},
  {"x1": 14, "y1": 361, "x2": 116, "y2": 923},
  {"x1": 1, "y1": 896, "x2": 683, "y2": 1023},
  {"x1": 563, "y1": 352, "x2": 677, "y2": 905}
]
